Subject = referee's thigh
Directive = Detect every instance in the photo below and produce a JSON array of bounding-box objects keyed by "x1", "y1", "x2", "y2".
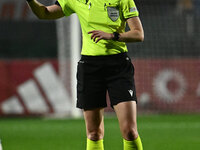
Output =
[
  {"x1": 114, "y1": 101, "x2": 138, "y2": 140},
  {"x1": 83, "y1": 108, "x2": 105, "y2": 140}
]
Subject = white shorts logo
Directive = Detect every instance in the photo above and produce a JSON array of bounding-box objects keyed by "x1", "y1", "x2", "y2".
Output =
[{"x1": 128, "y1": 90, "x2": 133, "y2": 97}]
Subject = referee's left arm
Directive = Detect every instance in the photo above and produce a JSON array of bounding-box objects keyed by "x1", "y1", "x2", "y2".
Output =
[
  {"x1": 88, "y1": 17, "x2": 144, "y2": 43},
  {"x1": 118, "y1": 17, "x2": 144, "y2": 43}
]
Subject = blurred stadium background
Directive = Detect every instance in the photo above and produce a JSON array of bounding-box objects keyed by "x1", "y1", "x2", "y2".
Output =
[{"x1": 0, "y1": 0, "x2": 200, "y2": 149}]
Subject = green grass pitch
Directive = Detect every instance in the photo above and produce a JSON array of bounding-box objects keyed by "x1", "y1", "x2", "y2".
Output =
[{"x1": 0, "y1": 114, "x2": 200, "y2": 150}]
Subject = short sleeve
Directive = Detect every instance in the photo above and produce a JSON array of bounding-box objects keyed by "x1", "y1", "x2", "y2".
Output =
[
  {"x1": 57, "y1": 0, "x2": 75, "y2": 16},
  {"x1": 121, "y1": 0, "x2": 139, "y2": 19}
]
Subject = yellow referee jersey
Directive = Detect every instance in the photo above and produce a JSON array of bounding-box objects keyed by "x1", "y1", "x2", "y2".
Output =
[{"x1": 58, "y1": 0, "x2": 139, "y2": 56}]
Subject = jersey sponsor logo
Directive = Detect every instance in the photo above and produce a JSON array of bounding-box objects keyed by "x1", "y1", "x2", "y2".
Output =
[
  {"x1": 130, "y1": 7, "x2": 137, "y2": 13},
  {"x1": 107, "y1": 7, "x2": 119, "y2": 22}
]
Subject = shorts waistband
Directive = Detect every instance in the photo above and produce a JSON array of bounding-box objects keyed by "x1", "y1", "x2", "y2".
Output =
[{"x1": 81, "y1": 52, "x2": 128, "y2": 60}]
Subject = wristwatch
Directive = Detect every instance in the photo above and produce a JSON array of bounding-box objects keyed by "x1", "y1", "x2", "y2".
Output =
[{"x1": 113, "y1": 32, "x2": 120, "y2": 41}]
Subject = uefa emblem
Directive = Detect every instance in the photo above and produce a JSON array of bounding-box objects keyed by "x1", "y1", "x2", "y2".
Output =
[{"x1": 107, "y1": 7, "x2": 119, "y2": 22}]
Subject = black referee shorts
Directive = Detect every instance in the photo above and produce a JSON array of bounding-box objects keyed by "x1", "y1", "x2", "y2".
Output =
[{"x1": 76, "y1": 52, "x2": 137, "y2": 110}]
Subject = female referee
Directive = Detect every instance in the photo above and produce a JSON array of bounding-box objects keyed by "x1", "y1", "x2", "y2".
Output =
[{"x1": 27, "y1": 0, "x2": 144, "y2": 149}]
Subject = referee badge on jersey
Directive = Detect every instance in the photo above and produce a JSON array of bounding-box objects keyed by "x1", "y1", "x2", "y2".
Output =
[{"x1": 107, "y1": 7, "x2": 119, "y2": 22}]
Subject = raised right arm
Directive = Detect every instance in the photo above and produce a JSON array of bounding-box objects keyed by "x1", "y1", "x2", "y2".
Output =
[{"x1": 27, "y1": 0, "x2": 65, "y2": 20}]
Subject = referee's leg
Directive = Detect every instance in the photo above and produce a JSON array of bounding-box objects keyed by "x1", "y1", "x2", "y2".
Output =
[
  {"x1": 84, "y1": 108, "x2": 105, "y2": 150},
  {"x1": 114, "y1": 101, "x2": 143, "y2": 150}
]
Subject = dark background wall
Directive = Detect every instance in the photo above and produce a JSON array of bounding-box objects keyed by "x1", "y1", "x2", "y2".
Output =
[{"x1": 0, "y1": 0, "x2": 199, "y2": 58}]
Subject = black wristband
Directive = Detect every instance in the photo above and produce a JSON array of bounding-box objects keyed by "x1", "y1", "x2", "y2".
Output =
[
  {"x1": 113, "y1": 32, "x2": 120, "y2": 41},
  {"x1": 55, "y1": 1, "x2": 61, "y2": 6},
  {"x1": 26, "y1": 0, "x2": 33, "y2": 2}
]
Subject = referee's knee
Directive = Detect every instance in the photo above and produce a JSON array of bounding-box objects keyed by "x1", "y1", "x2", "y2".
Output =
[
  {"x1": 121, "y1": 125, "x2": 138, "y2": 140},
  {"x1": 87, "y1": 129, "x2": 104, "y2": 141}
]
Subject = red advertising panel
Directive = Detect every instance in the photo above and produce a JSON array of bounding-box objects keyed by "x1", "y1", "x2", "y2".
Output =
[
  {"x1": 0, "y1": 59, "x2": 199, "y2": 115},
  {"x1": 134, "y1": 59, "x2": 200, "y2": 113}
]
